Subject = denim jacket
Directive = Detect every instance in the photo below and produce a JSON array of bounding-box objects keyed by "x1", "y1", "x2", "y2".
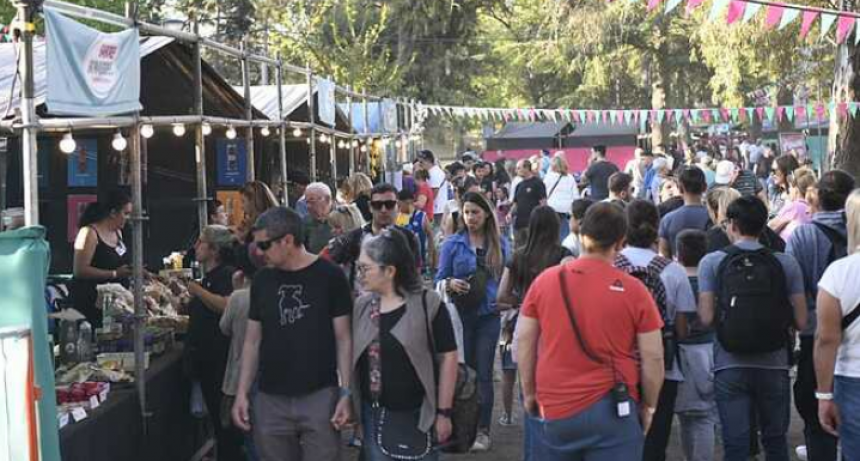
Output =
[{"x1": 435, "y1": 231, "x2": 510, "y2": 317}]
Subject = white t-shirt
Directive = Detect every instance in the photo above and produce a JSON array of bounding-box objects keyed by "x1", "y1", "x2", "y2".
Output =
[
  {"x1": 818, "y1": 253, "x2": 860, "y2": 378},
  {"x1": 429, "y1": 165, "x2": 449, "y2": 214},
  {"x1": 543, "y1": 171, "x2": 580, "y2": 215}
]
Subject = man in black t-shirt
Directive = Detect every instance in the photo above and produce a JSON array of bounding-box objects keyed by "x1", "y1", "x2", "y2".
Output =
[
  {"x1": 232, "y1": 207, "x2": 353, "y2": 461},
  {"x1": 581, "y1": 145, "x2": 620, "y2": 201},
  {"x1": 511, "y1": 159, "x2": 547, "y2": 244}
]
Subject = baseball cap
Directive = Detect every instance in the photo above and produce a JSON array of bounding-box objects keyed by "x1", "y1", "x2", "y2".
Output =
[
  {"x1": 461, "y1": 151, "x2": 478, "y2": 163},
  {"x1": 714, "y1": 160, "x2": 736, "y2": 185}
]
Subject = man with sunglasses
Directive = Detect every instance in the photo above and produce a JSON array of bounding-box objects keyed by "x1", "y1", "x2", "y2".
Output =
[
  {"x1": 329, "y1": 183, "x2": 420, "y2": 290},
  {"x1": 232, "y1": 206, "x2": 353, "y2": 461}
]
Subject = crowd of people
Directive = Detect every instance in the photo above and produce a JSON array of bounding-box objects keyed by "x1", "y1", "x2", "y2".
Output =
[{"x1": 164, "y1": 142, "x2": 860, "y2": 461}]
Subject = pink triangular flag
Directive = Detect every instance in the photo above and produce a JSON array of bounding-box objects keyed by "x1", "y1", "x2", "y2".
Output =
[
  {"x1": 765, "y1": 5, "x2": 785, "y2": 29},
  {"x1": 776, "y1": 106, "x2": 785, "y2": 122},
  {"x1": 796, "y1": 105, "x2": 806, "y2": 121},
  {"x1": 800, "y1": 11, "x2": 818, "y2": 39},
  {"x1": 721, "y1": 108, "x2": 731, "y2": 121},
  {"x1": 648, "y1": 0, "x2": 662, "y2": 11},
  {"x1": 838, "y1": 102, "x2": 849, "y2": 119},
  {"x1": 816, "y1": 103, "x2": 827, "y2": 119},
  {"x1": 650, "y1": 110, "x2": 658, "y2": 121},
  {"x1": 726, "y1": 0, "x2": 746, "y2": 25},
  {"x1": 684, "y1": 109, "x2": 692, "y2": 120},
  {"x1": 686, "y1": 0, "x2": 705, "y2": 13},
  {"x1": 837, "y1": 16, "x2": 855, "y2": 44},
  {"x1": 756, "y1": 107, "x2": 765, "y2": 120}
]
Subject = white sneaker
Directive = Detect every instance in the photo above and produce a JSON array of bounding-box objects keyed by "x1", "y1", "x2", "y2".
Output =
[
  {"x1": 471, "y1": 433, "x2": 491, "y2": 452},
  {"x1": 795, "y1": 445, "x2": 808, "y2": 461}
]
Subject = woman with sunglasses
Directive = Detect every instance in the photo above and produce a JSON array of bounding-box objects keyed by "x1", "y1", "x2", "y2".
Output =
[
  {"x1": 70, "y1": 188, "x2": 134, "y2": 328},
  {"x1": 353, "y1": 230, "x2": 459, "y2": 461},
  {"x1": 435, "y1": 191, "x2": 510, "y2": 452}
]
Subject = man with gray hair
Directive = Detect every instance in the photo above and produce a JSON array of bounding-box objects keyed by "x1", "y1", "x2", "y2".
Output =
[
  {"x1": 233, "y1": 206, "x2": 353, "y2": 461},
  {"x1": 303, "y1": 182, "x2": 334, "y2": 254}
]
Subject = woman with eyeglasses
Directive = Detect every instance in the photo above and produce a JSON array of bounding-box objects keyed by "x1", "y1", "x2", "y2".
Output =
[
  {"x1": 353, "y1": 230, "x2": 459, "y2": 461},
  {"x1": 70, "y1": 188, "x2": 134, "y2": 328},
  {"x1": 435, "y1": 191, "x2": 510, "y2": 452}
]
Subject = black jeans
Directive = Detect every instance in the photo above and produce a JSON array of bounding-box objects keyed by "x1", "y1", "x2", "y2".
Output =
[
  {"x1": 643, "y1": 380, "x2": 679, "y2": 461},
  {"x1": 198, "y1": 359, "x2": 246, "y2": 461},
  {"x1": 794, "y1": 336, "x2": 839, "y2": 461}
]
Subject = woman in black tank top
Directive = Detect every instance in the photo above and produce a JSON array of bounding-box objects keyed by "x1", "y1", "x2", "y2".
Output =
[{"x1": 70, "y1": 190, "x2": 133, "y2": 328}]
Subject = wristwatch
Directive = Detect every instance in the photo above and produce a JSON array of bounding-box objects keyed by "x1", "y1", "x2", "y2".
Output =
[
  {"x1": 436, "y1": 408, "x2": 453, "y2": 418},
  {"x1": 815, "y1": 391, "x2": 834, "y2": 401},
  {"x1": 339, "y1": 387, "x2": 352, "y2": 399}
]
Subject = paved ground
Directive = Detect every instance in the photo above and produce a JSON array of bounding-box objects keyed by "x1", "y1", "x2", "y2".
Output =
[{"x1": 348, "y1": 373, "x2": 808, "y2": 461}]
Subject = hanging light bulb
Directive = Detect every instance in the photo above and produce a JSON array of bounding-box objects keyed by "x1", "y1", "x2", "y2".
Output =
[
  {"x1": 395, "y1": 139, "x2": 403, "y2": 148},
  {"x1": 202, "y1": 123, "x2": 212, "y2": 136},
  {"x1": 352, "y1": 140, "x2": 359, "y2": 148},
  {"x1": 172, "y1": 123, "x2": 186, "y2": 137},
  {"x1": 337, "y1": 140, "x2": 346, "y2": 149},
  {"x1": 59, "y1": 132, "x2": 77, "y2": 154},
  {"x1": 140, "y1": 124, "x2": 154, "y2": 139},
  {"x1": 261, "y1": 126, "x2": 270, "y2": 137},
  {"x1": 306, "y1": 138, "x2": 311, "y2": 145},
  {"x1": 319, "y1": 133, "x2": 328, "y2": 144},
  {"x1": 360, "y1": 144, "x2": 368, "y2": 153},
  {"x1": 111, "y1": 131, "x2": 127, "y2": 151},
  {"x1": 293, "y1": 127, "x2": 302, "y2": 138},
  {"x1": 226, "y1": 126, "x2": 237, "y2": 139}
]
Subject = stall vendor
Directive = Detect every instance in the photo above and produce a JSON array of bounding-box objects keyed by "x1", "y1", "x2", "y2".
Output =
[
  {"x1": 70, "y1": 189, "x2": 133, "y2": 328},
  {"x1": 186, "y1": 225, "x2": 243, "y2": 460}
]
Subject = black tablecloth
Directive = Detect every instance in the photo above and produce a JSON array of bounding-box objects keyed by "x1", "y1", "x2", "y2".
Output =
[{"x1": 59, "y1": 344, "x2": 205, "y2": 461}]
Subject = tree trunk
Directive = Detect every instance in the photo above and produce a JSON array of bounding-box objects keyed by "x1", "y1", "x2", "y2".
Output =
[{"x1": 829, "y1": 39, "x2": 860, "y2": 177}]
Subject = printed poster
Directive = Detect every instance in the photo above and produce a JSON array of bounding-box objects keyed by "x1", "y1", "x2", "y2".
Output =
[
  {"x1": 66, "y1": 138, "x2": 98, "y2": 187},
  {"x1": 779, "y1": 133, "x2": 808, "y2": 163},
  {"x1": 67, "y1": 194, "x2": 97, "y2": 242},
  {"x1": 216, "y1": 190, "x2": 243, "y2": 228},
  {"x1": 216, "y1": 139, "x2": 247, "y2": 187}
]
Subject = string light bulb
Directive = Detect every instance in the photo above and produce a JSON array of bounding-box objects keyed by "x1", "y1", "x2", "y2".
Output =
[
  {"x1": 395, "y1": 139, "x2": 402, "y2": 148},
  {"x1": 201, "y1": 123, "x2": 212, "y2": 136},
  {"x1": 352, "y1": 140, "x2": 359, "y2": 148},
  {"x1": 293, "y1": 127, "x2": 302, "y2": 137},
  {"x1": 172, "y1": 124, "x2": 186, "y2": 137},
  {"x1": 320, "y1": 133, "x2": 328, "y2": 144},
  {"x1": 59, "y1": 133, "x2": 77, "y2": 154},
  {"x1": 261, "y1": 126, "x2": 270, "y2": 137},
  {"x1": 226, "y1": 126, "x2": 237, "y2": 139},
  {"x1": 360, "y1": 144, "x2": 368, "y2": 153},
  {"x1": 111, "y1": 131, "x2": 127, "y2": 151},
  {"x1": 140, "y1": 124, "x2": 154, "y2": 138}
]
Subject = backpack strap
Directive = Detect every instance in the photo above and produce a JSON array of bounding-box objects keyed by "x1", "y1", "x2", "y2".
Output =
[
  {"x1": 647, "y1": 255, "x2": 672, "y2": 275},
  {"x1": 843, "y1": 302, "x2": 860, "y2": 331},
  {"x1": 812, "y1": 221, "x2": 847, "y2": 262}
]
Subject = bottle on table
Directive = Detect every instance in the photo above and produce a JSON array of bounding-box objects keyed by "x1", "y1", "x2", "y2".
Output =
[{"x1": 77, "y1": 321, "x2": 93, "y2": 363}]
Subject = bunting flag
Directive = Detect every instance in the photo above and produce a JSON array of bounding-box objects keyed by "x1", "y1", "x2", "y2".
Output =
[
  {"x1": 852, "y1": 102, "x2": 860, "y2": 117},
  {"x1": 726, "y1": 0, "x2": 746, "y2": 24},
  {"x1": 800, "y1": 11, "x2": 818, "y2": 38},
  {"x1": 837, "y1": 15, "x2": 854, "y2": 43},
  {"x1": 821, "y1": 13, "x2": 838, "y2": 39},
  {"x1": 765, "y1": 106, "x2": 775, "y2": 122},
  {"x1": 665, "y1": 0, "x2": 683, "y2": 13},
  {"x1": 776, "y1": 106, "x2": 785, "y2": 122},
  {"x1": 765, "y1": 5, "x2": 784, "y2": 29},
  {"x1": 785, "y1": 106, "x2": 795, "y2": 122},
  {"x1": 779, "y1": 8, "x2": 801, "y2": 30},
  {"x1": 856, "y1": 18, "x2": 860, "y2": 44},
  {"x1": 742, "y1": 2, "x2": 762, "y2": 22},
  {"x1": 647, "y1": 0, "x2": 662, "y2": 11},
  {"x1": 709, "y1": 0, "x2": 731, "y2": 21},
  {"x1": 686, "y1": 0, "x2": 705, "y2": 13}
]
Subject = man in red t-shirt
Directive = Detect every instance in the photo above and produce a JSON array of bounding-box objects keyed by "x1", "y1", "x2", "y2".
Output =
[
  {"x1": 518, "y1": 202, "x2": 665, "y2": 460},
  {"x1": 414, "y1": 169, "x2": 435, "y2": 222}
]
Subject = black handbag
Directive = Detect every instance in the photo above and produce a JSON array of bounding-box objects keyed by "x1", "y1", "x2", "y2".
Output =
[
  {"x1": 449, "y1": 265, "x2": 490, "y2": 311},
  {"x1": 367, "y1": 295, "x2": 433, "y2": 460}
]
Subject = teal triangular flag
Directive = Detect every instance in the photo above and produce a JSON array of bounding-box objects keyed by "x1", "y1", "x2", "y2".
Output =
[
  {"x1": 709, "y1": 0, "x2": 731, "y2": 22},
  {"x1": 665, "y1": 0, "x2": 683, "y2": 13},
  {"x1": 856, "y1": 19, "x2": 860, "y2": 45},
  {"x1": 785, "y1": 106, "x2": 795, "y2": 122},
  {"x1": 746, "y1": 107, "x2": 755, "y2": 120},
  {"x1": 577, "y1": 110, "x2": 587, "y2": 122},
  {"x1": 779, "y1": 8, "x2": 800, "y2": 30},
  {"x1": 657, "y1": 109, "x2": 666, "y2": 123},
  {"x1": 624, "y1": 110, "x2": 633, "y2": 124},
  {"x1": 821, "y1": 13, "x2": 837, "y2": 40},
  {"x1": 711, "y1": 109, "x2": 721, "y2": 121},
  {"x1": 850, "y1": 102, "x2": 859, "y2": 116},
  {"x1": 765, "y1": 107, "x2": 775, "y2": 122},
  {"x1": 731, "y1": 108, "x2": 739, "y2": 122},
  {"x1": 674, "y1": 109, "x2": 684, "y2": 124},
  {"x1": 743, "y1": 3, "x2": 762, "y2": 23},
  {"x1": 640, "y1": 110, "x2": 650, "y2": 122}
]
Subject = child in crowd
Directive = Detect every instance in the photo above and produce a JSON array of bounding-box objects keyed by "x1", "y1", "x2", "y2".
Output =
[
  {"x1": 561, "y1": 198, "x2": 595, "y2": 258},
  {"x1": 396, "y1": 189, "x2": 435, "y2": 275},
  {"x1": 674, "y1": 229, "x2": 718, "y2": 461}
]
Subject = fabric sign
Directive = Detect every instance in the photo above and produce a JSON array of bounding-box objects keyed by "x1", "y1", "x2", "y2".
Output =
[
  {"x1": 44, "y1": 8, "x2": 141, "y2": 116},
  {"x1": 317, "y1": 78, "x2": 336, "y2": 126}
]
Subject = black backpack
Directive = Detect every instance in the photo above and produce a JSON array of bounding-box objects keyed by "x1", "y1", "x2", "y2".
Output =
[
  {"x1": 615, "y1": 253, "x2": 675, "y2": 370},
  {"x1": 813, "y1": 221, "x2": 848, "y2": 266},
  {"x1": 715, "y1": 246, "x2": 793, "y2": 354}
]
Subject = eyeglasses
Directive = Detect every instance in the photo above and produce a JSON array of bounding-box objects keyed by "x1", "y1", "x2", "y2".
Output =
[
  {"x1": 370, "y1": 200, "x2": 397, "y2": 210},
  {"x1": 356, "y1": 263, "x2": 383, "y2": 276},
  {"x1": 256, "y1": 234, "x2": 285, "y2": 251}
]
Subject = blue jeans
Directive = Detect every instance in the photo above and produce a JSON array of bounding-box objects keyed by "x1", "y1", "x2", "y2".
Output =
[
  {"x1": 714, "y1": 368, "x2": 791, "y2": 461},
  {"x1": 835, "y1": 375, "x2": 860, "y2": 461},
  {"x1": 558, "y1": 215, "x2": 571, "y2": 244},
  {"x1": 537, "y1": 394, "x2": 643, "y2": 461},
  {"x1": 360, "y1": 402, "x2": 438, "y2": 461},
  {"x1": 459, "y1": 309, "x2": 501, "y2": 431},
  {"x1": 523, "y1": 411, "x2": 549, "y2": 461}
]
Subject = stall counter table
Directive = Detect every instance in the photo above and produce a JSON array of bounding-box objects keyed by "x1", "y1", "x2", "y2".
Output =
[{"x1": 59, "y1": 344, "x2": 205, "y2": 461}]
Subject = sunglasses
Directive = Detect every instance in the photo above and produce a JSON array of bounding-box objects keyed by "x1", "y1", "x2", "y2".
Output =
[
  {"x1": 256, "y1": 234, "x2": 285, "y2": 251},
  {"x1": 370, "y1": 200, "x2": 397, "y2": 210}
]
